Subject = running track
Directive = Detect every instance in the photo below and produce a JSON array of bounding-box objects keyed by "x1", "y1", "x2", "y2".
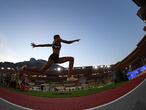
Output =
[{"x1": 0, "y1": 72, "x2": 146, "y2": 110}]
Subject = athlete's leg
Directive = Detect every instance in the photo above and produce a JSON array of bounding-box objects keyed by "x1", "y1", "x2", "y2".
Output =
[
  {"x1": 58, "y1": 57, "x2": 74, "y2": 77},
  {"x1": 40, "y1": 60, "x2": 54, "y2": 73}
]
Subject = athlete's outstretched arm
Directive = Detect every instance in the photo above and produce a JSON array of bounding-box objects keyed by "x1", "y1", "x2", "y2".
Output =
[
  {"x1": 31, "y1": 43, "x2": 52, "y2": 48},
  {"x1": 61, "y1": 39, "x2": 80, "y2": 44}
]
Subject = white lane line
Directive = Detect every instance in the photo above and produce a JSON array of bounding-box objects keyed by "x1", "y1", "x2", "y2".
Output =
[
  {"x1": 86, "y1": 78, "x2": 146, "y2": 110},
  {"x1": 0, "y1": 98, "x2": 33, "y2": 110}
]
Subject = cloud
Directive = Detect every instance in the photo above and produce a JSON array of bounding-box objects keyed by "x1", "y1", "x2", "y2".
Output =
[{"x1": 0, "y1": 33, "x2": 17, "y2": 62}]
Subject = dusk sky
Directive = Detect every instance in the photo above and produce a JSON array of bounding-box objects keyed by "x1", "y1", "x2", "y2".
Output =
[{"x1": 0, "y1": 0, "x2": 145, "y2": 67}]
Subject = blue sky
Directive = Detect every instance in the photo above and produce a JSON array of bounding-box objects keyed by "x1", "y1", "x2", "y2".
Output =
[{"x1": 0, "y1": 0, "x2": 145, "y2": 67}]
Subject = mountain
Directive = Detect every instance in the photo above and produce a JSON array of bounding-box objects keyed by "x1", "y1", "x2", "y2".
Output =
[{"x1": 0, "y1": 58, "x2": 65, "y2": 70}]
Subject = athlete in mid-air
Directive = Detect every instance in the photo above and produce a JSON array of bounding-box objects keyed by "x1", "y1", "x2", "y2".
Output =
[{"x1": 31, "y1": 34, "x2": 80, "y2": 81}]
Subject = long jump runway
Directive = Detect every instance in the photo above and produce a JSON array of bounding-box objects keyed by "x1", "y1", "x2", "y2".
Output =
[
  {"x1": 0, "y1": 73, "x2": 146, "y2": 110},
  {"x1": 0, "y1": 98, "x2": 30, "y2": 110},
  {"x1": 88, "y1": 78, "x2": 146, "y2": 110}
]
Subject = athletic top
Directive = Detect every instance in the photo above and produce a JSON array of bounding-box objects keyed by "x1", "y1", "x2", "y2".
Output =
[{"x1": 52, "y1": 43, "x2": 61, "y2": 49}]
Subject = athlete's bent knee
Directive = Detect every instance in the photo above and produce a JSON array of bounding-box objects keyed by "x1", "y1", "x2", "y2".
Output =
[{"x1": 70, "y1": 57, "x2": 74, "y2": 62}]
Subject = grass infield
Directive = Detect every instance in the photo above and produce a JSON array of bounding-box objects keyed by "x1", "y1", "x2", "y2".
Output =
[{"x1": 0, "y1": 81, "x2": 127, "y2": 98}]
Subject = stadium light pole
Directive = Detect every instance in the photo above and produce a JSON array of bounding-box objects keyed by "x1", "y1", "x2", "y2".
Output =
[
  {"x1": 107, "y1": 65, "x2": 111, "y2": 68},
  {"x1": 93, "y1": 66, "x2": 98, "y2": 69},
  {"x1": 1, "y1": 67, "x2": 4, "y2": 70},
  {"x1": 57, "y1": 67, "x2": 61, "y2": 72}
]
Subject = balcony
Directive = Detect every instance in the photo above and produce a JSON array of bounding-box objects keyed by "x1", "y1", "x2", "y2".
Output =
[
  {"x1": 133, "y1": 0, "x2": 146, "y2": 7},
  {"x1": 137, "y1": 6, "x2": 146, "y2": 22}
]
